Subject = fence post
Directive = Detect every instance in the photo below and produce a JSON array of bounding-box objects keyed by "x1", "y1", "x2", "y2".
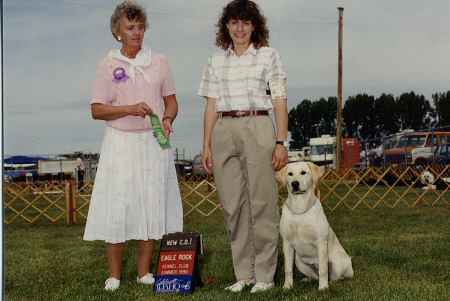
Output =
[{"x1": 65, "y1": 181, "x2": 77, "y2": 226}]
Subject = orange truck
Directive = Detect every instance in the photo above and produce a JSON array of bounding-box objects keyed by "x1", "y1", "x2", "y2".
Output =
[{"x1": 382, "y1": 131, "x2": 450, "y2": 165}]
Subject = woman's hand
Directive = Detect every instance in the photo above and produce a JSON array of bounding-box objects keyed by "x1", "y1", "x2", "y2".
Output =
[
  {"x1": 201, "y1": 148, "x2": 214, "y2": 174},
  {"x1": 272, "y1": 144, "x2": 289, "y2": 171},
  {"x1": 130, "y1": 102, "x2": 153, "y2": 118},
  {"x1": 161, "y1": 118, "x2": 174, "y2": 138}
]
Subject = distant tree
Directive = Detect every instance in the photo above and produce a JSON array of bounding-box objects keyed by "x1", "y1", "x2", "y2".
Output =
[
  {"x1": 288, "y1": 97, "x2": 338, "y2": 149},
  {"x1": 311, "y1": 97, "x2": 337, "y2": 136},
  {"x1": 288, "y1": 99, "x2": 314, "y2": 149},
  {"x1": 342, "y1": 96, "x2": 359, "y2": 138},
  {"x1": 374, "y1": 93, "x2": 400, "y2": 136},
  {"x1": 396, "y1": 91, "x2": 433, "y2": 131},
  {"x1": 342, "y1": 93, "x2": 377, "y2": 140},
  {"x1": 58, "y1": 153, "x2": 78, "y2": 159},
  {"x1": 289, "y1": 91, "x2": 446, "y2": 149},
  {"x1": 432, "y1": 91, "x2": 450, "y2": 127}
]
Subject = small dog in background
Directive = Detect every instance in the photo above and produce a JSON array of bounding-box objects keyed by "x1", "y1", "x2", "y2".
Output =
[
  {"x1": 420, "y1": 171, "x2": 436, "y2": 190},
  {"x1": 276, "y1": 162, "x2": 353, "y2": 291}
]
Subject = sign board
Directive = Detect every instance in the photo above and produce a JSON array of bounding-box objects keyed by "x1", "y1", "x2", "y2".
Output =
[{"x1": 154, "y1": 233, "x2": 203, "y2": 293}]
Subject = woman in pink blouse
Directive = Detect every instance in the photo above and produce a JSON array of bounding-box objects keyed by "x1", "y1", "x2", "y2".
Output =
[{"x1": 83, "y1": 1, "x2": 183, "y2": 291}]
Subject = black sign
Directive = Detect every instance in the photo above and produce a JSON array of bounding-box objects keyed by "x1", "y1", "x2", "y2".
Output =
[{"x1": 154, "y1": 233, "x2": 203, "y2": 293}]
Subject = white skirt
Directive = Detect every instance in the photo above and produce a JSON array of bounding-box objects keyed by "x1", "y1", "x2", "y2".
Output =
[{"x1": 83, "y1": 127, "x2": 183, "y2": 244}]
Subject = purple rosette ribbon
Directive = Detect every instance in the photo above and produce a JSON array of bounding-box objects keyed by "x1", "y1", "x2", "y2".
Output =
[{"x1": 112, "y1": 67, "x2": 129, "y2": 83}]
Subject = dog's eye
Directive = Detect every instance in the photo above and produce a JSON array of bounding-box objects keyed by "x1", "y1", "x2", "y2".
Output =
[
  {"x1": 301, "y1": 171, "x2": 307, "y2": 175},
  {"x1": 288, "y1": 172, "x2": 293, "y2": 176}
]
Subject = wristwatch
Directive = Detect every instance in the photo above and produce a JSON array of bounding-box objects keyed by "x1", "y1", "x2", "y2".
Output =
[{"x1": 276, "y1": 141, "x2": 289, "y2": 148}]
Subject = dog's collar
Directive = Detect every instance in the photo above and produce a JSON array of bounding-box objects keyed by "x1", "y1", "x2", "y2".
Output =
[{"x1": 284, "y1": 199, "x2": 316, "y2": 215}]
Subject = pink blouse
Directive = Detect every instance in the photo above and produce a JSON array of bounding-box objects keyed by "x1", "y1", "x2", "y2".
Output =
[{"x1": 91, "y1": 52, "x2": 175, "y2": 132}]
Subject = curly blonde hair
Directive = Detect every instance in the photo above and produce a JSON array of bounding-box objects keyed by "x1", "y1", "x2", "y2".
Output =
[
  {"x1": 215, "y1": 0, "x2": 269, "y2": 50},
  {"x1": 110, "y1": 1, "x2": 149, "y2": 41}
]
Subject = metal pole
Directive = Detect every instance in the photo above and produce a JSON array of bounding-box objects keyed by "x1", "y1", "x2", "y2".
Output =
[
  {"x1": 364, "y1": 141, "x2": 368, "y2": 167},
  {"x1": 60, "y1": 157, "x2": 63, "y2": 181},
  {"x1": 10, "y1": 156, "x2": 13, "y2": 182},
  {"x1": 336, "y1": 7, "x2": 344, "y2": 169},
  {"x1": 349, "y1": 143, "x2": 352, "y2": 168},
  {"x1": 313, "y1": 124, "x2": 319, "y2": 137},
  {"x1": 431, "y1": 126, "x2": 435, "y2": 163},
  {"x1": 403, "y1": 132, "x2": 408, "y2": 167}
]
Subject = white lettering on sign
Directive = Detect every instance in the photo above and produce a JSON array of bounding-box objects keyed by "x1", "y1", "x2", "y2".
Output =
[
  {"x1": 161, "y1": 270, "x2": 178, "y2": 275},
  {"x1": 178, "y1": 254, "x2": 193, "y2": 260},
  {"x1": 166, "y1": 240, "x2": 178, "y2": 246},
  {"x1": 155, "y1": 278, "x2": 185, "y2": 292},
  {"x1": 161, "y1": 254, "x2": 177, "y2": 261},
  {"x1": 178, "y1": 263, "x2": 189, "y2": 269},
  {"x1": 179, "y1": 238, "x2": 193, "y2": 245}
]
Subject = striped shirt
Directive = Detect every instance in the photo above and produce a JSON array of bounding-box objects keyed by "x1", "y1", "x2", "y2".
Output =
[{"x1": 198, "y1": 44, "x2": 287, "y2": 113}]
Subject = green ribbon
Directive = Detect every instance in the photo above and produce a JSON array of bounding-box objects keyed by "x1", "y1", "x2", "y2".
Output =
[{"x1": 150, "y1": 114, "x2": 169, "y2": 147}]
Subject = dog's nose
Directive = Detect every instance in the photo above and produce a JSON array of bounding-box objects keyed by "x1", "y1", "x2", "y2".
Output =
[{"x1": 291, "y1": 181, "x2": 300, "y2": 190}]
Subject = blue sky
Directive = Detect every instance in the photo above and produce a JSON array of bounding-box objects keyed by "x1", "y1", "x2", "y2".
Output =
[{"x1": 2, "y1": 0, "x2": 449, "y2": 159}]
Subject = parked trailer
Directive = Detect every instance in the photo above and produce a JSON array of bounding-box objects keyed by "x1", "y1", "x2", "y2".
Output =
[
  {"x1": 310, "y1": 135, "x2": 337, "y2": 168},
  {"x1": 38, "y1": 159, "x2": 77, "y2": 175}
]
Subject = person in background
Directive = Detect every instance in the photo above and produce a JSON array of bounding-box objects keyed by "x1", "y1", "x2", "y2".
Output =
[
  {"x1": 76, "y1": 153, "x2": 84, "y2": 191},
  {"x1": 369, "y1": 143, "x2": 382, "y2": 166},
  {"x1": 374, "y1": 143, "x2": 382, "y2": 166},
  {"x1": 198, "y1": 0, "x2": 288, "y2": 293},
  {"x1": 83, "y1": 1, "x2": 183, "y2": 291}
]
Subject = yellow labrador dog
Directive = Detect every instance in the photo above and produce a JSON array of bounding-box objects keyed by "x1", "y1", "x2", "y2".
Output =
[{"x1": 276, "y1": 162, "x2": 353, "y2": 290}]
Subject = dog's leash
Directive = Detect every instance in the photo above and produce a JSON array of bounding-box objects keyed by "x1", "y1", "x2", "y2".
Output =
[{"x1": 284, "y1": 199, "x2": 316, "y2": 215}]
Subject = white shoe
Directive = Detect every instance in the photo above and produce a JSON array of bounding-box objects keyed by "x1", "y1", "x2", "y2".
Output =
[
  {"x1": 251, "y1": 281, "x2": 274, "y2": 293},
  {"x1": 225, "y1": 278, "x2": 256, "y2": 292},
  {"x1": 105, "y1": 278, "x2": 120, "y2": 291},
  {"x1": 137, "y1": 273, "x2": 155, "y2": 285}
]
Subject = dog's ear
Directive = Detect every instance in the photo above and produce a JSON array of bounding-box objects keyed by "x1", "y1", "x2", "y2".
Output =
[
  {"x1": 275, "y1": 166, "x2": 288, "y2": 187},
  {"x1": 306, "y1": 162, "x2": 325, "y2": 184}
]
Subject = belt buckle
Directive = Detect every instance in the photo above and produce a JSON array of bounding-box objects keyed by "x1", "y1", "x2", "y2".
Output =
[
  {"x1": 230, "y1": 110, "x2": 241, "y2": 117},
  {"x1": 236, "y1": 111, "x2": 246, "y2": 117}
]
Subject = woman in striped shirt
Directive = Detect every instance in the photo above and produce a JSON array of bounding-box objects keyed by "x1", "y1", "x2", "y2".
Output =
[{"x1": 198, "y1": 0, "x2": 288, "y2": 293}]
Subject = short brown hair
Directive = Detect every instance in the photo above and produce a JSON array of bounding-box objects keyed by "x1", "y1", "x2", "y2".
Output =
[
  {"x1": 215, "y1": 0, "x2": 269, "y2": 50},
  {"x1": 110, "y1": 1, "x2": 149, "y2": 41}
]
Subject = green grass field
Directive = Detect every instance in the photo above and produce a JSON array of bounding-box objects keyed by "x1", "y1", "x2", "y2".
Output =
[{"x1": 4, "y1": 199, "x2": 449, "y2": 300}]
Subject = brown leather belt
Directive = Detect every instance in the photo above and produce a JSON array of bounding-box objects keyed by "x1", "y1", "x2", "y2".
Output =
[{"x1": 219, "y1": 110, "x2": 269, "y2": 118}]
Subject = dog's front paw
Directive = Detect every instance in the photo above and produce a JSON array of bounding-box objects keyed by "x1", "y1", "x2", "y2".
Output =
[
  {"x1": 318, "y1": 284, "x2": 329, "y2": 291},
  {"x1": 283, "y1": 278, "x2": 293, "y2": 289}
]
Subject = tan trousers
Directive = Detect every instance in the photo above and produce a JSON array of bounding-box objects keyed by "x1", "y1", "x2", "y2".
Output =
[{"x1": 211, "y1": 115, "x2": 280, "y2": 283}]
